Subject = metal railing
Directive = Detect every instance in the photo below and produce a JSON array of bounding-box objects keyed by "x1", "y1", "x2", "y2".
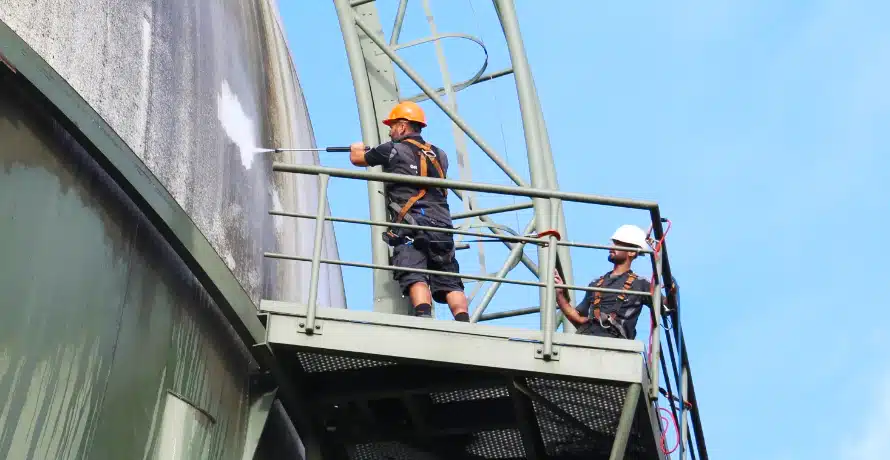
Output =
[{"x1": 265, "y1": 162, "x2": 706, "y2": 460}]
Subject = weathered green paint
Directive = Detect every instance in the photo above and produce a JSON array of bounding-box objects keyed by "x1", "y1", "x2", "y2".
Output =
[
  {"x1": 0, "y1": 66, "x2": 296, "y2": 459},
  {"x1": 0, "y1": 15, "x2": 319, "y2": 458}
]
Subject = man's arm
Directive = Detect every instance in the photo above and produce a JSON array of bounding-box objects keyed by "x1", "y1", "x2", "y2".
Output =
[
  {"x1": 554, "y1": 271, "x2": 589, "y2": 326},
  {"x1": 351, "y1": 141, "x2": 392, "y2": 167},
  {"x1": 350, "y1": 142, "x2": 369, "y2": 166}
]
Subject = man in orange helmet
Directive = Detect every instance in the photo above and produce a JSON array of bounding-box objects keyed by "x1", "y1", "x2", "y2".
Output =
[{"x1": 350, "y1": 101, "x2": 470, "y2": 321}]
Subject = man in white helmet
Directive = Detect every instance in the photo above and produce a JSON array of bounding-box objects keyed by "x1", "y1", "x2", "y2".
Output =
[{"x1": 554, "y1": 224, "x2": 653, "y2": 340}]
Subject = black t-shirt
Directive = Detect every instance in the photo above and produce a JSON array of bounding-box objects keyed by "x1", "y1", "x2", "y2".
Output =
[
  {"x1": 364, "y1": 134, "x2": 452, "y2": 225},
  {"x1": 575, "y1": 270, "x2": 651, "y2": 339}
]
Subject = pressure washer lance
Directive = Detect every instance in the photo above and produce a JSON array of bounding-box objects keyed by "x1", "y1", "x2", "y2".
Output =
[{"x1": 263, "y1": 146, "x2": 369, "y2": 154}]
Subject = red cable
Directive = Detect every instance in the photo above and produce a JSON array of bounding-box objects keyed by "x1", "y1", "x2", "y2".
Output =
[{"x1": 658, "y1": 406, "x2": 681, "y2": 455}]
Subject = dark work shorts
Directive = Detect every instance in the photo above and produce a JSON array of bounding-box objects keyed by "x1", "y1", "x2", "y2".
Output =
[{"x1": 391, "y1": 240, "x2": 464, "y2": 304}]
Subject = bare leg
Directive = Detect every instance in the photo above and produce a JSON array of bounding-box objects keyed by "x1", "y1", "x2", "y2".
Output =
[
  {"x1": 444, "y1": 291, "x2": 469, "y2": 318},
  {"x1": 408, "y1": 282, "x2": 432, "y2": 306}
]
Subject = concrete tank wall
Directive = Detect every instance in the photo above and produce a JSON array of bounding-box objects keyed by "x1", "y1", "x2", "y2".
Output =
[
  {"x1": 0, "y1": 74, "x2": 303, "y2": 459},
  {"x1": 0, "y1": 0, "x2": 346, "y2": 309},
  {"x1": 0, "y1": 1, "x2": 342, "y2": 458}
]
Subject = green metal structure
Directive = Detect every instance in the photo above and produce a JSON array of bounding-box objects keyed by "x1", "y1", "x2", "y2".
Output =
[{"x1": 0, "y1": 0, "x2": 709, "y2": 459}]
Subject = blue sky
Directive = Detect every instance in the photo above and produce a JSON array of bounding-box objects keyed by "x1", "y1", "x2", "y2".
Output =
[{"x1": 279, "y1": 1, "x2": 890, "y2": 459}]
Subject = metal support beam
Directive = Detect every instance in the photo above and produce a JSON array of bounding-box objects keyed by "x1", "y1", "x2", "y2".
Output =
[
  {"x1": 389, "y1": 0, "x2": 408, "y2": 45},
  {"x1": 451, "y1": 201, "x2": 533, "y2": 220},
  {"x1": 351, "y1": 12, "x2": 529, "y2": 188},
  {"x1": 421, "y1": 0, "x2": 486, "y2": 280},
  {"x1": 241, "y1": 383, "x2": 279, "y2": 460},
  {"x1": 478, "y1": 306, "x2": 540, "y2": 322},
  {"x1": 471, "y1": 219, "x2": 536, "y2": 322},
  {"x1": 609, "y1": 383, "x2": 642, "y2": 460},
  {"x1": 305, "y1": 174, "x2": 330, "y2": 334},
  {"x1": 509, "y1": 378, "x2": 547, "y2": 460},
  {"x1": 531, "y1": 78, "x2": 576, "y2": 332},
  {"x1": 402, "y1": 394, "x2": 432, "y2": 443},
  {"x1": 512, "y1": 380, "x2": 599, "y2": 439},
  {"x1": 333, "y1": 0, "x2": 408, "y2": 315},
  {"x1": 451, "y1": 188, "x2": 539, "y2": 275},
  {"x1": 492, "y1": 0, "x2": 577, "y2": 334}
]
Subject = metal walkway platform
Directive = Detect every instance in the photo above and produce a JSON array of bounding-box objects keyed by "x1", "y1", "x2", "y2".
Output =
[{"x1": 260, "y1": 301, "x2": 665, "y2": 460}]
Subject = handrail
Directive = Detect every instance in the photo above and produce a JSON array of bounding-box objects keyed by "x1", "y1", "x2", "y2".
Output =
[
  {"x1": 270, "y1": 163, "x2": 663, "y2": 359},
  {"x1": 269, "y1": 210, "x2": 655, "y2": 253},
  {"x1": 272, "y1": 162, "x2": 658, "y2": 209},
  {"x1": 269, "y1": 163, "x2": 706, "y2": 459},
  {"x1": 264, "y1": 251, "x2": 653, "y2": 297}
]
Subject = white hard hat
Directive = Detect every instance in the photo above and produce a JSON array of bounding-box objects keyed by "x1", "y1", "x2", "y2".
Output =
[{"x1": 610, "y1": 224, "x2": 650, "y2": 252}]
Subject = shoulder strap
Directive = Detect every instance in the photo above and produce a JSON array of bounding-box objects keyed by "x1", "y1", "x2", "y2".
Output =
[
  {"x1": 591, "y1": 275, "x2": 607, "y2": 306},
  {"x1": 592, "y1": 272, "x2": 638, "y2": 306},
  {"x1": 395, "y1": 139, "x2": 447, "y2": 223},
  {"x1": 402, "y1": 138, "x2": 448, "y2": 196},
  {"x1": 392, "y1": 138, "x2": 448, "y2": 223},
  {"x1": 617, "y1": 272, "x2": 637, "y2": 301}
]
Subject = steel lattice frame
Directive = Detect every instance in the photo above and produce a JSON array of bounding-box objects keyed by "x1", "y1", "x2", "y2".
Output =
[{"x1": 331, "y1": 0, "x2": 578, "y2": 326}]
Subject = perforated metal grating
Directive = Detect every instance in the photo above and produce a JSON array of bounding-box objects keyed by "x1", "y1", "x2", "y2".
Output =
[
  {"x1": 349, "y1": 441, "x2": 431, "y2": 460},
  {"x1": 296, "y1": 352, "x2": 396, "y2": 373},
  {"x1": 528, "y1": 377, "x2": 625, "y2": 434},
  {"x1": 465, "y1": 429, "x2": 526, "y2": 459},
  {"x1": 527, "y1": 377, "x2": 652, "y2": 459},
  {"x1": 532, "y1": 402, "x2": 604, "y2": 457},
  {"x1": 430, "y1": 387, "x2": 509, "y2": 404}
]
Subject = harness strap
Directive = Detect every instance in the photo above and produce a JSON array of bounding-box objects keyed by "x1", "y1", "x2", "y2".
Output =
[
  {"x1": 392, "y1": 138, "x2": 448, "y2": 224},
  {"x1": 592, "y1": 272, "x2": 638, "y2": 321}
]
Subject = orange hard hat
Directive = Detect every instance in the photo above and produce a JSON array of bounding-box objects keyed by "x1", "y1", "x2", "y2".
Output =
[{"x1": 382, "y1": 101, "x2": 427, "y2": 127}]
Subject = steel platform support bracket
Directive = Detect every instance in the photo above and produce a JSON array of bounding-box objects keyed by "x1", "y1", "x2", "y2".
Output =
[
  {"x1": 533, "y1": 343, "x2": 561, "y2": 361},
  {"x1": 297, "y1": 319, "x2": 324, "y2": 335}
]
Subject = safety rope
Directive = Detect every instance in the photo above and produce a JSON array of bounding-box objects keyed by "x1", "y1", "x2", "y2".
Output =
[{"x1": 643, "y1": 218, "x2": 681, "y2": 457}]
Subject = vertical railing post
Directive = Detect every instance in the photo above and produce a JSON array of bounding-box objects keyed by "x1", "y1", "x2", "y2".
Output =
[
  {"x1": 305, "y1": 174, "x2": 330, "y2": 334},
  {"x1": 649, "y1": 250, "x2": 664, "y2": 400},
  {"x1": 540, "y1": 222, "x2": 559, "y2": 359}
]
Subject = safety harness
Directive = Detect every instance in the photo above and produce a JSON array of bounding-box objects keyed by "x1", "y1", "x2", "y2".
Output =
[
  {"x1": 382, "y1": 139, "x2": 450, "y2": 256},
  {"x1": 392, "y1": 138, "x2": 447, "y2": 224},
  {"x1": 590, "y1": 271, "x2": 638, "y2": 338}
]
